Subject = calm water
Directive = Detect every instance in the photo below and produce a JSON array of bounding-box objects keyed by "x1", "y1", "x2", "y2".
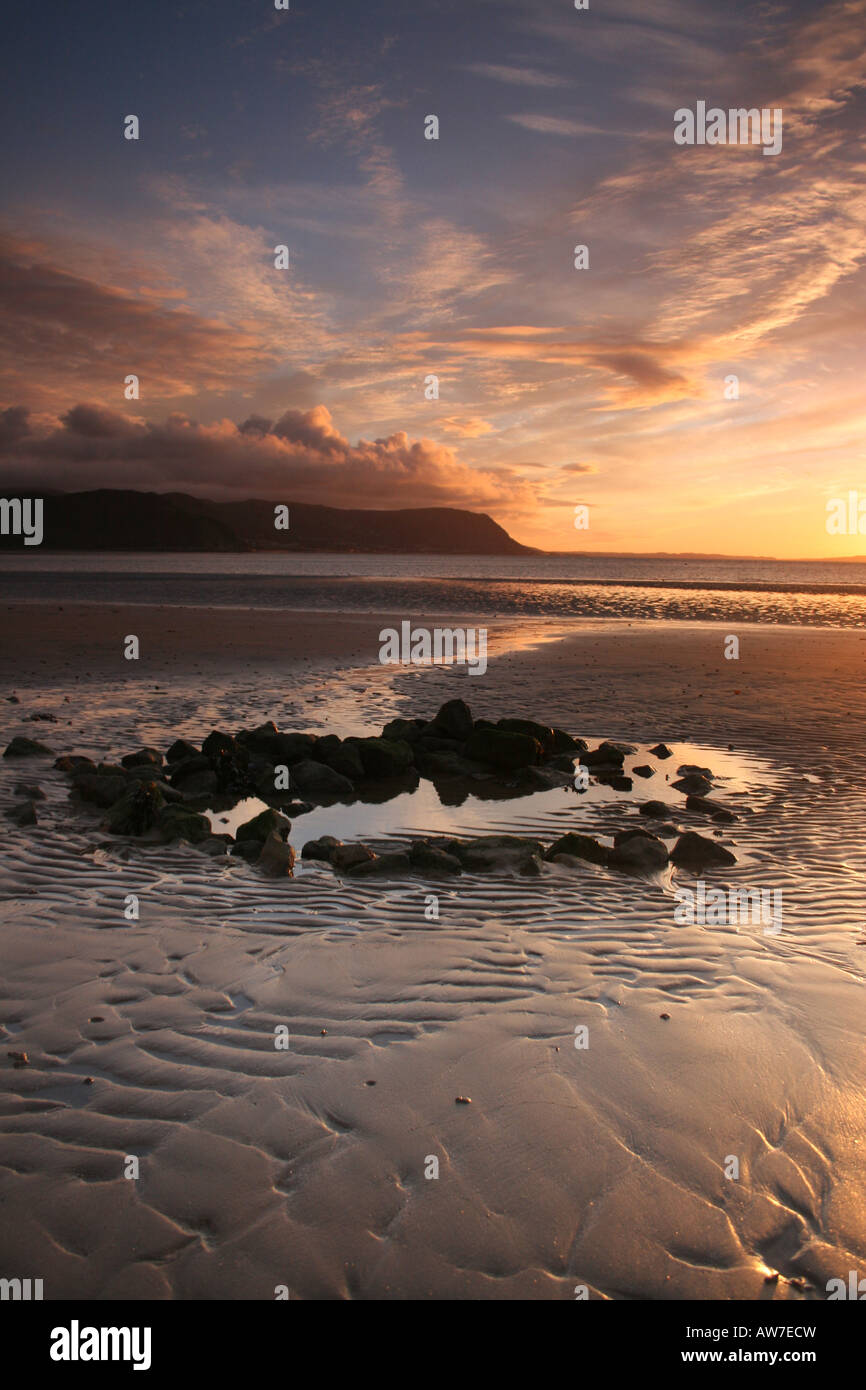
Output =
[{"x1": 2, "y1": 552, "x2": 865, "y2": 627}]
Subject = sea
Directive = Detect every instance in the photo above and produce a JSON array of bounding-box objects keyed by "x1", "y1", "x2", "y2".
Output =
[{"x1": 1, "y1": 551, "x2": 865, "y2": 627}]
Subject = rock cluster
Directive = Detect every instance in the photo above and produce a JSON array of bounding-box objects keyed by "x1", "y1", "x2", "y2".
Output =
[{"x1": 4, "y1": 699, "x2": 739, "y2": 879}]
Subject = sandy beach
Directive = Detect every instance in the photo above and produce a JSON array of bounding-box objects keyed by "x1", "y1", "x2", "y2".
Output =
[{"x1": 1, "y1": 603, "x2": 864, "y2": 1299}]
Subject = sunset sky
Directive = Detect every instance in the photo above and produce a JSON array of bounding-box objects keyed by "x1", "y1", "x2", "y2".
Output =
[{"x1": 1, "y1": 0, "x2": 864, "y2": 556}]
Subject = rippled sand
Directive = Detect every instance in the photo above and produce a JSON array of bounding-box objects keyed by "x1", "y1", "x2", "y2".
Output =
[{"x1": 1, "y1": 606, "x2": 864, "y2": 1299}]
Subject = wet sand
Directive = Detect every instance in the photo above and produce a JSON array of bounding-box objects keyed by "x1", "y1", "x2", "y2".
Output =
[{"x1": 1, "y1": 603, "x2": 864, "y2": 1299}]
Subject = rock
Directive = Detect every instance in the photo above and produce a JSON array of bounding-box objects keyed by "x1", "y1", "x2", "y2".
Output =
[
  {"x1": 551, "y1": 729, "x2": 587, "y2": 754},
  {"x1": 430, "y1": 699, "x2": 474, "y2": 740},
  {"x1": 649, "y1": 743, "x2": 674, "y2": 759},
  {"x1": 290, "y1": 759, "x2": 354, "y2": 800},
  {"x1": 496, "y1": 717, "x2": 555, "y2": 752},
  {"x1": 257, "y1": 830, "x2": 296, "y2": 877},
  {"x1": 672, "y1": 774, "x2": 713, "y2": 796},
  {"x1": 381, "y1": 718, "x2": 426, "y2": 743},
  {"x1": 301, "y1": 835, "x2": 342, "y2": 862},
  {"x1": 237, "y1": 721, "x2": 280, "y2": 756},
  {"x1": 6, "y1": 800, "x2": 37, "y2": 826},
  {"x1": 409, "y1": 841, "x2": 462, "y2": 875},
  {"x1": 124, "y1": 763, "x2": 170, "y2": 783},
  {"x1": 104, "y1": 781, "x2": 166, "y2": 835},
  {"x1": 199, "y1": 834, "x2": 233, "y2": 857},
  {"x1": 121, "y1": 747, "x2": 163, "y2": 769},
  {"x1": 166, "y1": 739, "x2": 199, "y2": 764},
  {"x1": 175, "y1": 769, "x2": 218, "y2": 798},
  {"x1": 169, "y1": 753, "x2": 213, "y2": 784},
  {"x1": 640, "y1": 800, "x2": 668, "y2": 817},
  {"x1": 346, "y1": 851, "x2": 411, "y2": 877},
  {"x1": 685, "y1": 794, "x2": 737, "y2": 823},
  {"x1": 315, "y1": 735, "x2": 365, "y2": 780},
  {"x1": 3, "y1": 736, "x2": 54, "y2": 757},
  {"x1": 24, "y1": 711, "x2": 57, "y2": 722},
  {"x1": 54, "y1": 754, "x2": 96, "y2": 773},
  {"x1": 72, "y1": 772, "x2": 129, "y2": 807},
  {"x1": 415, "y1": 750, "x2": 483, "y2": 780},
  {"x1": 516, "y1": 764, "x2": 574, "y2": 791},
  {"x1": 14, "y1": 782, "x2": 45, "y2": 799},
  {"x1": 455, "y1": 834, "x2": 545, "y2": 874},
  {"x1": 671, "y1": 832, "x2": 737, "y2": 869},
  {"x1": 609, "y1": 828, "x2": 669, "y2": 871},
  {"x1": 230, "y1": 838, "x2": 261, "y2": 861},
  {"x1": 202, "y1": 730, "x2": 236, "y2": 760},
  {"x1": 677, "y1": 764, "x2": 714, "y2": 779},
  {"x1": 544, "y1": 833, "x2": 610, "y2": 866},
  {"x1": 271, "y1": 732, "x2": 318, "y2": 765},
  {"x1": 464, "y1": 727, "x2": 542, "y2": 770},
  {"x1": 236, "y1": 807, "x2": 291, "y2": 843},
  {"x1": 632, "y1": 764, "x2": 655, "y2": 778},
  {"x1": 582, "y1": 742, "x2": 626, "y2": 769},
  {"x1": 349, "y1": 737, "x2": 414, "y2": 778},
  {"x1": 157, "y1": 805, "x2": 212, "y2": 843},
  {"x1": 547, "y1": 753, "x2": 579, "y2": 773},
  {"x1": 415, "y1": 734, "x2": 465, "y2": 754},
  {"x1": 331, "y1": 842, "x2": 376, "y2": 871},
  {"x1": 600, "y1": 773, "x2": 633, "y2": 791}
]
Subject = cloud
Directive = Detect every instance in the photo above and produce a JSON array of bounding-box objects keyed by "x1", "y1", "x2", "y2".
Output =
[
  {"x1": 506, "y1": 114, "x2": 608, "y2": 138},
  {"x1": 0, "y1": 401, "x2": 536, "y2": 511},
  {"x1": 462, "y1": 63, "x2": 567, "y2": 88}
]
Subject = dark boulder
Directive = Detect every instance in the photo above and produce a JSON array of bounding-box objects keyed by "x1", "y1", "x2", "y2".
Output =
[
  {"x1": 544, "y1": 833, "x2": 610, "y2": 866},
  {"x1": 455, "y1": 834, "x2": 545, "y2": 874},
  {"x1": 72, "y1": 772, "x2": 129, "y2": 808},
  {"x1": 104, "y1": 782, "x2": 166, "y2": 835},
  {"x1": 6, "y1": 800, "x2": 37, "y2": 826},
  {"x1": 382, "y1": 718, "x2": 426, "y2": 743},
  {"x1": 236, "y1": 807, "x2": 291, "y2": 843},
  {"x1": 649, "y1": 743, "x2": 673, "y2": 759},
  {"x1": 121, "y1": 748, "x2": 163, "y2": 769},
  {"x1": 671, "y1": 832, "x2": 737, "y2": 869},
  {"x1": 157, "y1": 805, "x2": 212, "y2": 843},
  {"x1": 632, "y1": 764, "x2": 655, "y2": 779},
  {"x1": 672, "y1": 774, "x2": 713, "y2": 797},
  {"x1": 349, "y1": 737, "x2": 414, "y2": 779},
  {"x1": 54, "y1": 754, "x2": 96, "y2": 773},
  {"x1": 430, "y1": 699, "x2": 474, "y2": 741},
  {"x1": 166, "y1": 738, "x2": 199, "y2": 764},
  {"x1": 464, "y1": 727, "x2": 541, "y2": 770},
  {"x1": 202, "y1": 730, "x2": 236, "y2": 760},
  {"x1": 289, "y1": 759, "x2": 354, "y2": 800},
  {"x1": 496, "y1": 717, "x2": 556, "y2": 753},
  {"x1": 582, "y1": 742, "x2": 626, "y2": 769},
  {"x1": 609, "y1": 828, "x2": 669, "y2": 871},
  {"x1": 640, "y1": 800, "x2": 668, "y2": 817},
  {"x1": 257, "y1": 831, "x2": 296, "y2": 877},
  {"x1": 331, "y1": 843, "x2": 376, "y2": 871},
  {"x1": 3, "y1": 736, "x2": 54, "y2": 758},
  {"x1": 409, "y1": 841, "x2": 462, "y2": 875},
  {"x1": 272, "y1": 732, "x2": 318, "y2": 765},
  {"x1": 551, "y1": 729, "x2": 587, "y2": 754},
  {"x1": 315, "y1": 734, "x2": 365, "y2": 780},
  {"x1": 301, "y1": 835, "x2": 342, "y2": 862},
  {"x1": 346, "y1": 851, "x2": 412, "y2": 877},
  {"x1": 169, "y1": 754, "x2": 213, "y2": 784},
  {"x1": 231, "y1": 838, "x2": 262, "y2": 861}
]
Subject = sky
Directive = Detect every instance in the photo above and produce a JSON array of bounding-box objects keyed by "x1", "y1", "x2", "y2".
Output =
[{"x1": 1, "y1": 0, "x2": 864, "y2": 556}]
